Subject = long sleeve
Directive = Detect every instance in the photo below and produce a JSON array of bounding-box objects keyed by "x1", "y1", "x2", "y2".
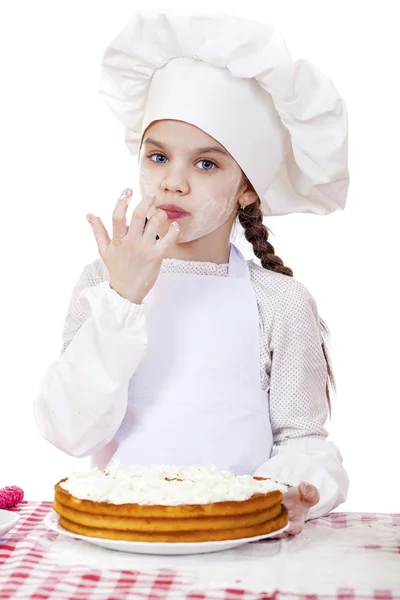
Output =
[
  {"x1": 253, "y1": 278, "x2": 349, "y2": 519},
  {"x1": 33, "y1": 260, "x2": 148, "y2": 458}
]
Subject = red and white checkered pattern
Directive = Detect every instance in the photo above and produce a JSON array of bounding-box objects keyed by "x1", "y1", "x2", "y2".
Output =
[{"x1": 0, "y1": 503, "x2": 399, "y2": 600}]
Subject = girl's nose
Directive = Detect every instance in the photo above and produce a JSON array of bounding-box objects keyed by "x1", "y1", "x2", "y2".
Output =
[{"x1": 161, "y1": 174, "x2": 189, "y2": 194}]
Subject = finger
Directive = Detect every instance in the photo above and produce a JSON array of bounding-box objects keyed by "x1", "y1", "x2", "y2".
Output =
[
  {"x1": 112, "y1": 189, "x2": 132, "y2": 241},
  {"x1": 87, "y1": 214, "x2": 111, "y2": 257},
  {"x1": 129, "y1": 194, "x2": 157, "y2": 238},
  {"x1": 142, "y1": 209, "x2": 168, "y2": 242},
  {"x1": 299, "y1": 482, "x2": 320, "y2": 506},
  {"x1": 269, "y1": 531, "x2": 289, "y2": 539},
  {"x1": 285, "y1": 521, "x2": 304, "y2": 536},
  {"x1": 155, "y1": 221, "x2": 180, "y2": 255},
  {"x1": 146, "y1": 204, "x2": 158, "y2": 221}
]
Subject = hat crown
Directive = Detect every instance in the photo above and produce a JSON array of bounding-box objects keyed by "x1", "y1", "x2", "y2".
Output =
[{"x1": 99, "y1": 9, "x2": 349, "y2": 216}]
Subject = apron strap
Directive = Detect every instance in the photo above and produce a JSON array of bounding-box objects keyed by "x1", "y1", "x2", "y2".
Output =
[{"x1": 229, "y1": 243, "x2": 251, "y2": 279}]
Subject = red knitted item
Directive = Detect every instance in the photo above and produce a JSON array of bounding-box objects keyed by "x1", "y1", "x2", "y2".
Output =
[{"x1": 0, "y1": 486, "x2": 24, "y2": 509}]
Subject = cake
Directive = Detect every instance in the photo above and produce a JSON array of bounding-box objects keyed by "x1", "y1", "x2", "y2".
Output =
[{"x1": 53, "y1": 461, "x2": 289, "y2": 542}]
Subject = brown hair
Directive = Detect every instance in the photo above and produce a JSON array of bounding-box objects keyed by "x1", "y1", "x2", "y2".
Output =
[{"x1": 236, "y1": 175, "x2": 335, "y2": 415}]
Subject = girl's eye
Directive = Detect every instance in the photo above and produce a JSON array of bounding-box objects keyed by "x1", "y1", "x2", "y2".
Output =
[
  {"x1": 148, "y1": 152, "x2": 167, "y2": 164},
  {"x1": 147, "y1": 153, "x2": 218, "y2": 172},
  {"x1": 197, "y1": 159, "x2": 217, "y2": 172}
]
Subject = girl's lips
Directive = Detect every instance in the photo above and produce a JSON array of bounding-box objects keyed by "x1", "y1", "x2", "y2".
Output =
[
  {"x1": 162, "y1": 210, "x2": 189, "y2": 219},
  {"x1": 158, "y1": 205, "x2": 190, "y2": 219}
]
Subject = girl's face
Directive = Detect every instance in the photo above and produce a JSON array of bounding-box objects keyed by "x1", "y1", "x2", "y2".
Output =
[{"x1": 138, "y1": 120, "x2": 250, "y2": 244}]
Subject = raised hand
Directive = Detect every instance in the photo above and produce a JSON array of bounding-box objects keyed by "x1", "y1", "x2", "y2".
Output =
[{"x1": 86, "y1": 188, "x2": 180, "y2": 304}]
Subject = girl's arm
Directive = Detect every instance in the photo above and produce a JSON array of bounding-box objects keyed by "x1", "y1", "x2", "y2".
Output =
[
  {"x1": 33, "y1": 260, "x2": 147, "y2": 458},
  {"x1": 255, "y1": 438, "x2": 349, "y2": 520},
  {"x1": 253, "y1": 279, "x2": 349, "y2": 520}
]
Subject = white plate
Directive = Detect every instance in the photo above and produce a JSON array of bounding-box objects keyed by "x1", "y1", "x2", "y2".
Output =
[
  {"x1": 0, "y1": 510, "x2": 20, "y2": 536},
  {"x1": 44, "y1": 511, "x2": 289, "y2": 555}
]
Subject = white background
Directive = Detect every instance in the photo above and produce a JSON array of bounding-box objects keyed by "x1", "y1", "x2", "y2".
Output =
[{"x1": 0, "y1": 0, "x2": 399, "y2": 510}]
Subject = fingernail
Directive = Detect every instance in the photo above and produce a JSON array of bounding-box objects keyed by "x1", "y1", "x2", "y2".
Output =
[
  {"x1": 86, "y1": 214, "x2": 96, "y2": 232},
  {"x1": 120, "y1": 188, "x2": 132, "y2": 204}
]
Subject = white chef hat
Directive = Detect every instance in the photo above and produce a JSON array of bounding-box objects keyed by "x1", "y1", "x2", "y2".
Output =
[{"x1": 99, "y1": 9, "x2": 350, "y2": 216}]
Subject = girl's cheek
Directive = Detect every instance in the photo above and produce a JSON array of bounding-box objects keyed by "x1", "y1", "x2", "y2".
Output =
[
  {"x1": 139, "y1": 168, "x2": 158, "y2": 201},
  {"x1": 180, "y1": 194, "x2": 237, "y2": 242}
]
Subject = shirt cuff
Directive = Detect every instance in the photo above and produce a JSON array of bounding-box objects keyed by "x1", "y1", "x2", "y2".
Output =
[{"x1": 253, "y1": 437, "x2": 350, "y2": 520}]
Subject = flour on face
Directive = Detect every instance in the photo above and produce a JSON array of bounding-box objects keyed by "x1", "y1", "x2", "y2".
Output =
[{"x1": 137, "y1": 123, "x2": 244, "y2": 243}]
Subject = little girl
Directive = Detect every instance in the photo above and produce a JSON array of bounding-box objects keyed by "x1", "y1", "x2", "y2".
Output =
[{"x1": 33, "y1": 9, "x2": 350, "y2": 538}]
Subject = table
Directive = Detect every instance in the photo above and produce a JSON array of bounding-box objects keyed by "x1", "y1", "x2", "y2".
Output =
[{"x1": 0, "y1": 502, "x2": 399, "y2": 600}]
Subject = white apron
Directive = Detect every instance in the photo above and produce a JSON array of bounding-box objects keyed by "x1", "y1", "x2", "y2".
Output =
[{"x1": 93, "y1": 243, "x2": 273, "y2": 474}]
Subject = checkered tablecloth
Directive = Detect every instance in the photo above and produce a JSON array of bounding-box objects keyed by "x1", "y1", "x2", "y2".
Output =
[{"x1": 0, "y1": 502, "x2": 399, "y2": 600}]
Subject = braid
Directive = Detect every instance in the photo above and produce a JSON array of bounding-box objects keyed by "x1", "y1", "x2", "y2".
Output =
[
  {"x1": 238, "y1": 197, "x2": 293, "y2": 277},
  {"x1": 237, "y1": 187, "x2": 335, "y2": 415}
]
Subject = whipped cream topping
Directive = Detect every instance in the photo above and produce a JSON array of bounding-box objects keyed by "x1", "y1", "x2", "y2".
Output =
[{"x1": 59, "y1": 460, "x2": 288, "y2": 505}]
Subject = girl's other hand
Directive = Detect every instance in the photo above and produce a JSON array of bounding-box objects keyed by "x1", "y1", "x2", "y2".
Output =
[
  {"x1": 86, "y1": 188, "x2": 180, "y2": 305},
  {"x1": 270, "y1": 481, "x2": 320, "y2": 538}
]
